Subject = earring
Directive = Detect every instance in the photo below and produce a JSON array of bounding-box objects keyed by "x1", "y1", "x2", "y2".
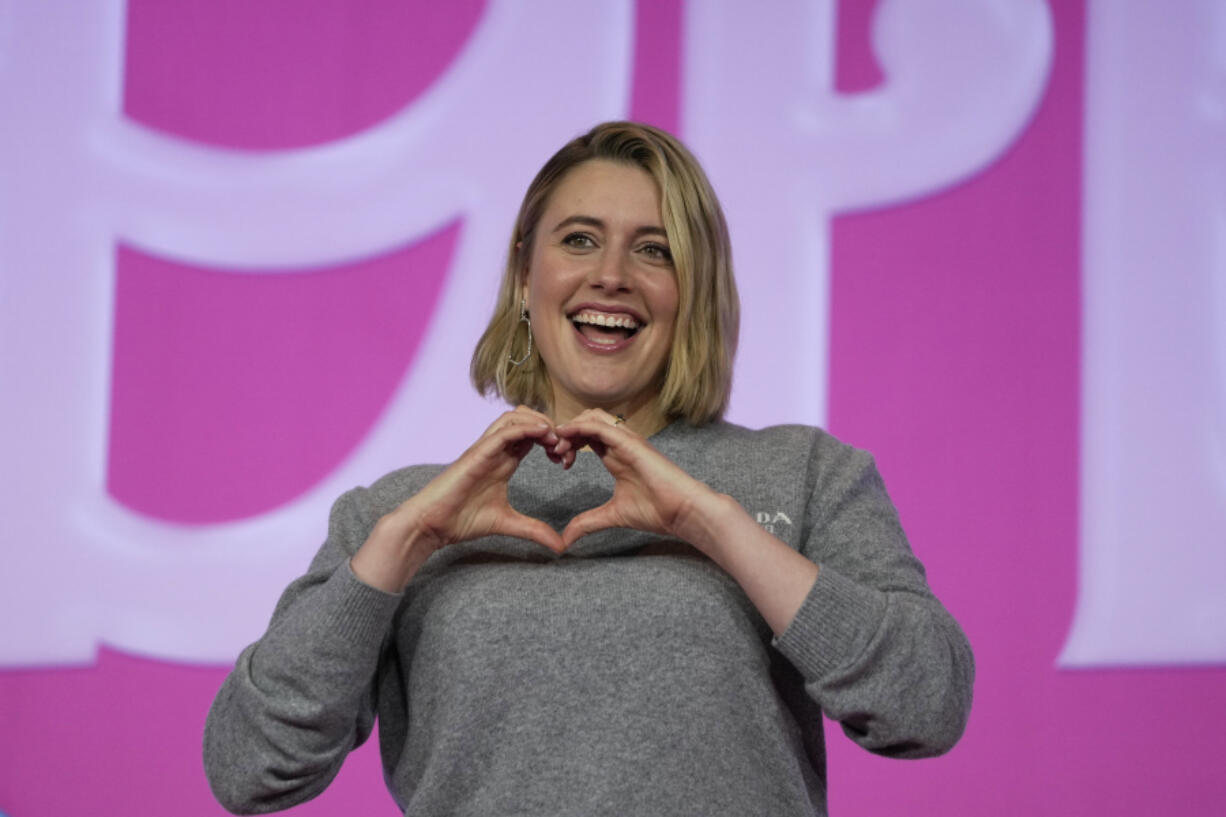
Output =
[{"x1": 509, "y1": 297, "x2": 532, "y2": 366}]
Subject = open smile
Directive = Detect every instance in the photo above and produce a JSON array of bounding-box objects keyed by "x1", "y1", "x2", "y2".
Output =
[{"x1": 568, "y1": 306, "x2": 643, "y2": 351}]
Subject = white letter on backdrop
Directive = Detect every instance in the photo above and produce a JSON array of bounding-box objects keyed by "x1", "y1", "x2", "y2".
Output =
[
  {"x1": 0, "y1": 0, "x2": 633, "y2": 665},
  {"x1": 684, "y1": 0, "x2": 1053, "y2": 425},
  {"x1": 1062, "y1": 0, "x2": 1226, "y2": 666}
]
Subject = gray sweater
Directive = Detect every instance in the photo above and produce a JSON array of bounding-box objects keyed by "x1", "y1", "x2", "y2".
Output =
[{"x1": 204, "y1": 421, "x2": 974, "y2": 816}]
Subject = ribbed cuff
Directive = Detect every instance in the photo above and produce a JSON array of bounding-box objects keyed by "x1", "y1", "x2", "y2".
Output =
[
  {"x1": 773, "y1": 566, "x2": 886, "y2": 681},
  {"x1": 316, "y1": 562, "x2": 404, "y2": 645}
]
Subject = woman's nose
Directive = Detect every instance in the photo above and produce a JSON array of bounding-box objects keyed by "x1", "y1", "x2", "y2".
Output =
[{"x1": 587, "y1": 247, "x2": 631, "y2": 291}]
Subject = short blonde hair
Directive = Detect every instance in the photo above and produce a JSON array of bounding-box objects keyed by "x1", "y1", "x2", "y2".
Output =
[{"x1": 470, "y1": 121, "x2": 738, "y2": 425}]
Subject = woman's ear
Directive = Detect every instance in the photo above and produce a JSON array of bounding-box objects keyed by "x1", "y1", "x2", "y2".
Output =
[
  {"x1": 517, "y1": 245, "x2": 530, "y2": 305},
  {"x1": 516, "y1": 241, "x2": 529, "y2": 297}
]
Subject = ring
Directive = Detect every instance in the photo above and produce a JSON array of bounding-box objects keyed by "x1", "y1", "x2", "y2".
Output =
[{"x1": 613, "y1": 414, "x2": 626, "y2": 425}]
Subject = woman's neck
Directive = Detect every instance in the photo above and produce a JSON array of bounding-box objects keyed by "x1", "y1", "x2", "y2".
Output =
[{"x1": 549, "y1": 394, "x2": 670, "y2": 438}]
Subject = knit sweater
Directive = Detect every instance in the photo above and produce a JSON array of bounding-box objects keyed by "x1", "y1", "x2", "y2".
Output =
[{"x1": 204, "y1": 421, "x2": 974, "y2": 816}]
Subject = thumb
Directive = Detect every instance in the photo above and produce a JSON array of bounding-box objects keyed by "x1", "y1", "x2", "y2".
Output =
[
  {"x1": 497, "y1": 510, "x2": 567, "y2": 554},
  {"x1": 561, "y1": 503, "x2": 619, "y2": 548}
]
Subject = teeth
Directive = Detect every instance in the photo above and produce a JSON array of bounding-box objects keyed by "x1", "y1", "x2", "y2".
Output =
[{"x1": 571, "y1": 310, "x2": 641, "y2": 329}]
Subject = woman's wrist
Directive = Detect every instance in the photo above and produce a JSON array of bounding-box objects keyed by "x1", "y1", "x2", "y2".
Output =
[
  {"x1": 350, "y1": 505, "x2": 439, "y2": 593},
  {"x1": 674, "y1": 490, "x2": 751, "y2": 562}
]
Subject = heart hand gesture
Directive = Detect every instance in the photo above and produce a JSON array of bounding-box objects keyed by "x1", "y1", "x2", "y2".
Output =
[
  {"x1": 553, "y1": 410, "x2": 727, "y2": 553},
  {"x1": 351, "y1": 406, "x2": 567, "y2": 591}
]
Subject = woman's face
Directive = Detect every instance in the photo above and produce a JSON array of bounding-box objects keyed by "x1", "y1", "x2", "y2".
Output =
[{"x1": 524, "y1": 159, "x2": 679, "y2": 422}]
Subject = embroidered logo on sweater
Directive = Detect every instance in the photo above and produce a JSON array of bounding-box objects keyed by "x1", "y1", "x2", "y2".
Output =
[{"x1": 755, "y1": 511, "x2": 793, "y2": 534}]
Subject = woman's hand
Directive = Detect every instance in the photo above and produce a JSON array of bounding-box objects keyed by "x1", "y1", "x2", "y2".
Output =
[
  {"x1": 555, "y1": 409, "x2": 820, "y2": 635},
  {"x1": 351, "y1": 407, "x2": 566, "y2": 592},
  {"x1": 553, "y1": 410, "x2": 729, "y2": 552}
]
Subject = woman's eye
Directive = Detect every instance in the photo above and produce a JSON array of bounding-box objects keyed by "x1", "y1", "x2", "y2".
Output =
[
  {"x1": 562, "y1": 233, "x2": 596, "y2": 249},
  {"x1": 640, "y1": 243, "x2": 673, "y2": 263}
]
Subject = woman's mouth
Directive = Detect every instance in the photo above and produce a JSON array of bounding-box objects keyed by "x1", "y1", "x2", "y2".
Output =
[{"x1": 570, "y1": 309, "x2": 641, "y2": 346}]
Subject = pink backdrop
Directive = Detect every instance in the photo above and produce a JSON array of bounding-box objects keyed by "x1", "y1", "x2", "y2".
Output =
[{"x1": 2, "y1": 1, "x2": 1224, "y2": 815}]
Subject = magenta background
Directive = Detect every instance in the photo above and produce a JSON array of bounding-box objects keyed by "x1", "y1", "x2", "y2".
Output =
[
  {"x1": 109, "y1": 227, "x2": 457, "y2": 522},
  {"x1": 2, "y1": 2, "x2": 1225, "y2": 816}
]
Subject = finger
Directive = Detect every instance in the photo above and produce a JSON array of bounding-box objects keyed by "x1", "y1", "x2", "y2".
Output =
[
  {"x1": 515, "y1": 406, "x2": 561, "y2": 448},
  {"x1": 472, "y1": 432, "x2": 547, "y2": 472},
  {"x1": 464, "y1": 421, "x2": 553, "y2": 474},
  {"x1": 568, "y1": 407, "x2": 623, "y2": 427},
  {"x1": 556, "y1": 416, "x2": 630, "y2": 444},
  {"x1": 509, "y1": 437, "x2": 535, "y2": 460},
  {"x1": 555, "y1": 429, "x2": 608, "y2": 459},
  {"x1": 497, "y1": 510, "x2": 567, "y2": 554},
  {"x1": 544, "y1": 434, "x2": 581, "y2": 469},
  {"x1": 480, "y1": 406, "x2": 555, "y2": 440},
  {"x1": 512, "y1": 404, "x2": 554, "y2": 423},
  {"x1": 486, "y1": 418, "x2": 553, "y2": 446},
  {"x1": 548, "y1": 435, "x2": 573, "y2": 460}
]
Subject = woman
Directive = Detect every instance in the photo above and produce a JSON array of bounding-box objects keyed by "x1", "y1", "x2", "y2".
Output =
[{"x1": 204, "y1": 121, "x2": 973, "y2": 816}]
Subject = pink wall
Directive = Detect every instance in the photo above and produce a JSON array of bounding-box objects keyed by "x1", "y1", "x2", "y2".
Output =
[
  {"x1": 828, "y1": 2, "x2": 1226, "y2": 813},
  {"x1": 1, "y1": 1, "x2": 1223, "y2": 815}
]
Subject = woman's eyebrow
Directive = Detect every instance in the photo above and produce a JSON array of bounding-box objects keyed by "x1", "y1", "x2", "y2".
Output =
[{"x1": 551, "y1": 215, "x2": 668, "y2": 240}]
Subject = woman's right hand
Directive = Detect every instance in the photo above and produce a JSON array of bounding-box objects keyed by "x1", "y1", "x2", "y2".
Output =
[{"x1": 349, "y1": 406, "x2": 565, "y2": 592}]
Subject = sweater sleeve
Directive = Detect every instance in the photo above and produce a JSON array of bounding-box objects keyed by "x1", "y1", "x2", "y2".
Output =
[
  {"x1": 771, "y1": 439, "x2": 974, "y2": 759},
  {"x1": 203, "y1": 487, "x2": 403, "y2": 815}
]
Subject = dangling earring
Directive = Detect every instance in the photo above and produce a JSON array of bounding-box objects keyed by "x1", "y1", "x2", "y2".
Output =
[{"x1": 509, "y1": 297, "x2": 532, "y2": 366}]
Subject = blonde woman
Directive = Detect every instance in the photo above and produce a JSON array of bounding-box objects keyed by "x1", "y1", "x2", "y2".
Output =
[{"x1": 205, "y1": 121, "x2": 974, "y2": 816}]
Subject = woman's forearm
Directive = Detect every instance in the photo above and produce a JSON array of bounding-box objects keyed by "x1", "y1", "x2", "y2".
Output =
[{"x1": 680, "y1": 491, "x2": 820, "y2": 636}]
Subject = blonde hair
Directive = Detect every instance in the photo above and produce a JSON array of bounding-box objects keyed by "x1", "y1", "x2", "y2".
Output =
[{"x1": 470, "y1": 121, "x2": 739, "y2": 424}]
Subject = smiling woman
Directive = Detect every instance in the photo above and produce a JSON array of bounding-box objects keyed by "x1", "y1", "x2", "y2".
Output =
[
  {"x1": 522, "y1": 160, "x2": 681, "y2": 432},
  {"x1": 203, "y1": 122, "x2": 974, "y2": 817},
  {"x1": 471, "y1": 122, "x2": 738, "y2": 429}
]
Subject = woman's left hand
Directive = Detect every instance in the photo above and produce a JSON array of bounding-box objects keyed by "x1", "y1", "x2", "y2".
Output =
[
  {"x1": 553, "y1": 410, "x2": 728, "y2": 552},
  {"x1": 555, "y1": 409, "x2": 821, "y2": 635}
]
